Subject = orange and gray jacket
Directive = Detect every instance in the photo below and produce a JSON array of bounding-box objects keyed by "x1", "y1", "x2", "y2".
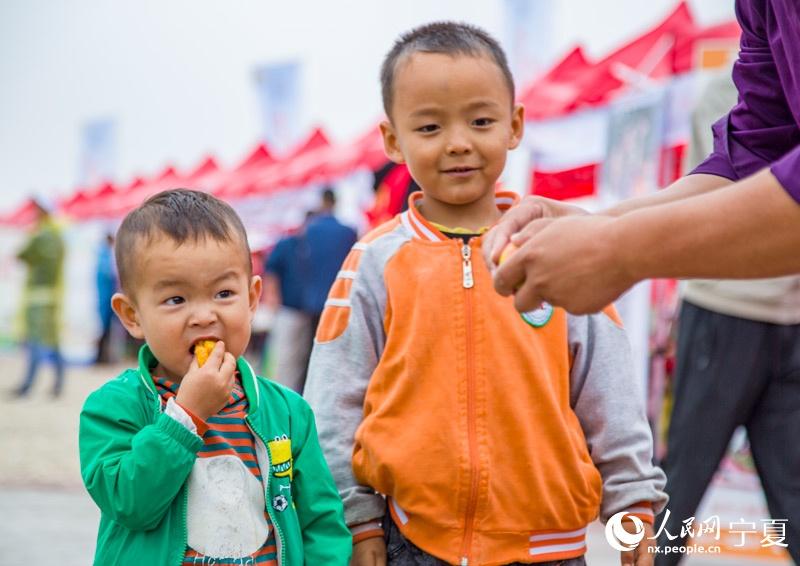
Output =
[{"x1": 304, "y1": 192, "x2": 667, "y2": 565}]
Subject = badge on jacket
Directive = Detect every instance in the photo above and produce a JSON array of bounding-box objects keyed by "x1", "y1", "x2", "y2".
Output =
[
  {"x1": 521, "y1": 302, "x2": 553, "y2": 328},
  {"x1": 268, "y1": 435, "x2": 293, "y2": 479}
]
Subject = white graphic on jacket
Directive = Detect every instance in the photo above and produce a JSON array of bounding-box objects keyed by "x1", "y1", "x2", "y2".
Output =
[{"x1": 186, "y1": 455, "x2": 269, "y2": 558}]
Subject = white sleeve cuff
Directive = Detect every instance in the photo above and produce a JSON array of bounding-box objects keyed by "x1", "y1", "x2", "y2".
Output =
[{"x1": 165, "y1": 397, "x2": 199, "y2": 436}]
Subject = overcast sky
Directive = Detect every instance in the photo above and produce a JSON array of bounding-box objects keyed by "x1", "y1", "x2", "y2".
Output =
[{"x1": 0, "y1": 0, "x2": 733, "y2": 213}]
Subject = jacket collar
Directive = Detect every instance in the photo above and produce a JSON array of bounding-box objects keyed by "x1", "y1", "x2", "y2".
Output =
[
  {"x1": 399, "y1": 190, "x2": 519, "y2": 242},
  {"x1": 137, "y1": 344, "x2": 260, "y2": 412}
]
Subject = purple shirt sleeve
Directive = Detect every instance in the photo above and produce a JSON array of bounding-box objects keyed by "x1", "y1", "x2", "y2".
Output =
[
  {"x1": 691, "y1": 0, "x2": 800, "y2": 205},
  {"x1": 770, "y1": 145, "x2": 800, "y2": 203}
]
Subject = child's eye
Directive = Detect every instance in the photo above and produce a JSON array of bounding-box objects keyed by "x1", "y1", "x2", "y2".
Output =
[
  {"x1": 216, "y1": 289, "x2": 234, "y2": 299},
  {"x1": 164, "y1": 296, "x2": 184, "y2": 306},
  {"x1": 473, "y1": 117, "x2": 495, "y2": 127},
  {"x1": 415, "y1": 124, "x2": 440, "y2": 134}
]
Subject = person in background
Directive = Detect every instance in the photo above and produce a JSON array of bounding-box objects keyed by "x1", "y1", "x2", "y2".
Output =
[
  {"x1": 11, "y1": 198, "x2": 66, "y2": 398},
  {"x1": 295, "y1": 188, "x2": 356, "y2": 390},
  {"x1": 95, "y1": 232, "x2": 118, "y2": 364},
  {"x1": 656, "y1": 70, "x2": 800, "y2": 565},
  {"x1": 263, "y1": 212, "x2": 314, "y2": 392}
]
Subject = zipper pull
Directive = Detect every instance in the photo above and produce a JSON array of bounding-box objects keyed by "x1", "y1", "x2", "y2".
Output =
[
  {"x1": 461, "y1": 558, "x2": 469, "y2": 566},
  {"x1": 461, "y1": 243, "x2": 474, "y2": 289}
]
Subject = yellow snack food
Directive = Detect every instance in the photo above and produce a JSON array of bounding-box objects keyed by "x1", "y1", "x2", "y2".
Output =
[
  {"x1": 499, "y1": 242, "x2": 519, "y2": 265},
  {"x1": 194, "y1": 340, "x2": 217, "y2": 367}
]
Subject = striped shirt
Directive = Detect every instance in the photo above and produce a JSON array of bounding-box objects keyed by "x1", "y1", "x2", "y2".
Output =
[{"x1": 153, "y1": 375, "x2": 278, "y2": 565}]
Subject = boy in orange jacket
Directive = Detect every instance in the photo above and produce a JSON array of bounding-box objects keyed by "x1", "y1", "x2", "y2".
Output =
[{"x1": 304, "y1": 22, "x2": 666, "y2": 566}]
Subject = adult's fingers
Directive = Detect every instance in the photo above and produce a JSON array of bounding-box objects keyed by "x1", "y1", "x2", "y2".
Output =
[
  {"x1": 492, "y1": 238, "x2": 532, "y2": 298},
  {"x1": 512, "y1": 278, "x2": 546, "y2": 314},
  {"x1": 509, "y1": 215, "x2": 557, "y2": 247},
  {"x1": 494, "y1": 253, "x2": 548, "y2": 313},
  {"x1": 483, "y1": 198, "x2": 545, "y2": 267},
  {"x1": 492, "y1": 217, "x2": 554, "y2": 294}
]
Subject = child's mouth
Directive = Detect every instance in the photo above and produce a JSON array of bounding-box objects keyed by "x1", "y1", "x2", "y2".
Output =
[{"x1": 443, "y1": 167, "x2": 477, "y2": 176}]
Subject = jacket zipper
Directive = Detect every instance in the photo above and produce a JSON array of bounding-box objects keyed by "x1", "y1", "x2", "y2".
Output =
[
  {"x1": 248, "y1": 416, "x2": 286, "y2": 566},
  {"x1": 178, "y1": 487, "x2": 189, "y2": 566},
  {"x1": 459, "y1": 242, "x2": 478, "y2": 565}
]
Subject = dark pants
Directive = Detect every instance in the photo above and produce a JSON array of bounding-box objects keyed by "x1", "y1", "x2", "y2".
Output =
[
  {"x1": 95, "y1": 320, "x2": 112, "y2": 364},
  {"x1": 384, "y1": 510, "x2": 586, "y2": 566},
  {"x1": 656, "y1": 302, "x2": 800, "y2": 565},
  {"x1": 16, "y1": 341, "x2": 65, "y2": 397}
]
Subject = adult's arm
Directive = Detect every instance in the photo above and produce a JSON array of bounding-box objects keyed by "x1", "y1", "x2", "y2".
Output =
[
  {"x1": 602, "y1": 172, "x2": 732, "y2": 216},
  {"x1": 483, "y1": 173, "x2": 730, "y2": 267},
  {"x1": 618, "y1": 169, "x2": 800, "y2": 279},
  {"x1": 492, "y1": 169, "x2": 800, "y2": 314}
]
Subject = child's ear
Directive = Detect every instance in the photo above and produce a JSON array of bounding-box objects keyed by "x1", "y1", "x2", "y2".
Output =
[
  {"x1": 508, "y1": 103, "x2": 525, "y2": 150},
  {"x1": 380, "y1": 120, "x2": 405, "y2": 164},
  {"x1": 248, "y1": 275, "x2": 263, "y2": 318},
  {"x1": 111, "y1": 292, "x2": 145, "y2": 340}
]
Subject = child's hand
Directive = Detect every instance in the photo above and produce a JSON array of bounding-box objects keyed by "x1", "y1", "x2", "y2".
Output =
[
  {"x1": 621, "y1": 522, "x2": 655, "y2": 566},
  {"x1": 176, "y1": 341, "x2": 236, "y2": 421},
  {"x1": 351, "y1": 537, "x2": 387, "y2": 566}
]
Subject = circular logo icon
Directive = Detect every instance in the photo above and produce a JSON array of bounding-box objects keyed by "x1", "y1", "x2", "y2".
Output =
[
  {"x1": 605, "y1": 512, "x2": 645, "y2": 552},
  {"x1": 272, "y1": 494, "x2": 289, "y2": 512},
  {"x1": 521, "y1": 302, "x2": 554, "y2": 328}
]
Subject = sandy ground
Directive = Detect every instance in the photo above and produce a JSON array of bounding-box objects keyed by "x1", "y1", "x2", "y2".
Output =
[{"x1": 0, "y1": 349, "x2": 789, "y2": 565}]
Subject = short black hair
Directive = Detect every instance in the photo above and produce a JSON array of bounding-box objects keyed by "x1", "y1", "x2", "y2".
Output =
[
  {"x1": 115, "y1": 188, "x2": 251, "y2": 294},
  {"x1": 321, "y1": 188, "x2": 336, "y2": 206},
  {"x1": 380, "y1": 21, "x2": 515, "y2": 116}
]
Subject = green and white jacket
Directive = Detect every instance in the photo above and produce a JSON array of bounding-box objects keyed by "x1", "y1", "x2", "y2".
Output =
[{"x1": 79, "y1": 345, "x2": 350, "y2": 566}]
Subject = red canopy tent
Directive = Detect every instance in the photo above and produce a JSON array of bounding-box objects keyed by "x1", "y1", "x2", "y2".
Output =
[
  {"x1": 210, "y1": 143, "x2": 275, "y2": 198},
  {"x1": 60, "y1": 181, "x2": 119, "y2": 220},
  {"x1": 252, "y1": 125, "x2": 385, "y2": 195},
  {"x1": 0, "y1": 198, "x2": 41, "y2": 228},
  {"x1": 217, "y1": 127, "x2": 330, "y2": 199},
  {"x1": 36, "y1": 2, "x2": 740, "y2": 226},
  {"x1": 88, "y1": 166, "x2": 181, "y2": 219},
  {"x1": 184, "y1": 156, "x2": 220, "y2": 186},
  {"x1": 519, "y1": 1, "x2": 739, "y2": 200},
  {"x1": 519, "y1": 2, "x2": 700, "y2": 120}
]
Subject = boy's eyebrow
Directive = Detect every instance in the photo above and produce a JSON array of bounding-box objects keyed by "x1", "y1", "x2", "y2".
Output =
[
  {"x1": 153, "y1": 269, "x2": 239, "y2": 291},
  {"x1": 153, "y1": 278, "x2": 186, "y2": 291},
  {"x1": 409, "y1": 100, "x2": 502, "y2": 119},
  {"x1": 211, "y1": 269, "x2": 240, "y2": 284},
  {"x1": 409, "y1": 106, "x2": 443, "y2": 119},
  {"x1": 464, "y1": 99, "x2": 502, "y2": 111}
]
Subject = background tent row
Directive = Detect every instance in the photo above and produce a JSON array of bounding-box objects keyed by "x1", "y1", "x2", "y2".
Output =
[{"x1": 0, "y1": 1, "x2": 739, "y2": 239}]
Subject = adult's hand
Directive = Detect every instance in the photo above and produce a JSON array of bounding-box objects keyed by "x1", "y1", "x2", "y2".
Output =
[
  {"x1": 482, "y1": 196, "x2": 588, "y2": 268},
  {"x1": 492, "y1": 214, "x2": 635, "y2": 314}
]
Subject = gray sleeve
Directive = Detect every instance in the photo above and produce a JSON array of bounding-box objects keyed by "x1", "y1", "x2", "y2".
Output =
[
  {"x1": 568, "y1": 312, "x2": 668, "y2": 522},
  {"x1": 303, "y1": 240, "x2": 395, "y2": 527}
]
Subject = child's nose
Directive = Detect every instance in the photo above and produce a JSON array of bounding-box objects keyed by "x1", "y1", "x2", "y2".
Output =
[
  {"x1": 189, "y1": 304, "x2": 218, "y2": 326},
  {"x1": 445, "y1": 129, "x2": 472, "y2": 155}
]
